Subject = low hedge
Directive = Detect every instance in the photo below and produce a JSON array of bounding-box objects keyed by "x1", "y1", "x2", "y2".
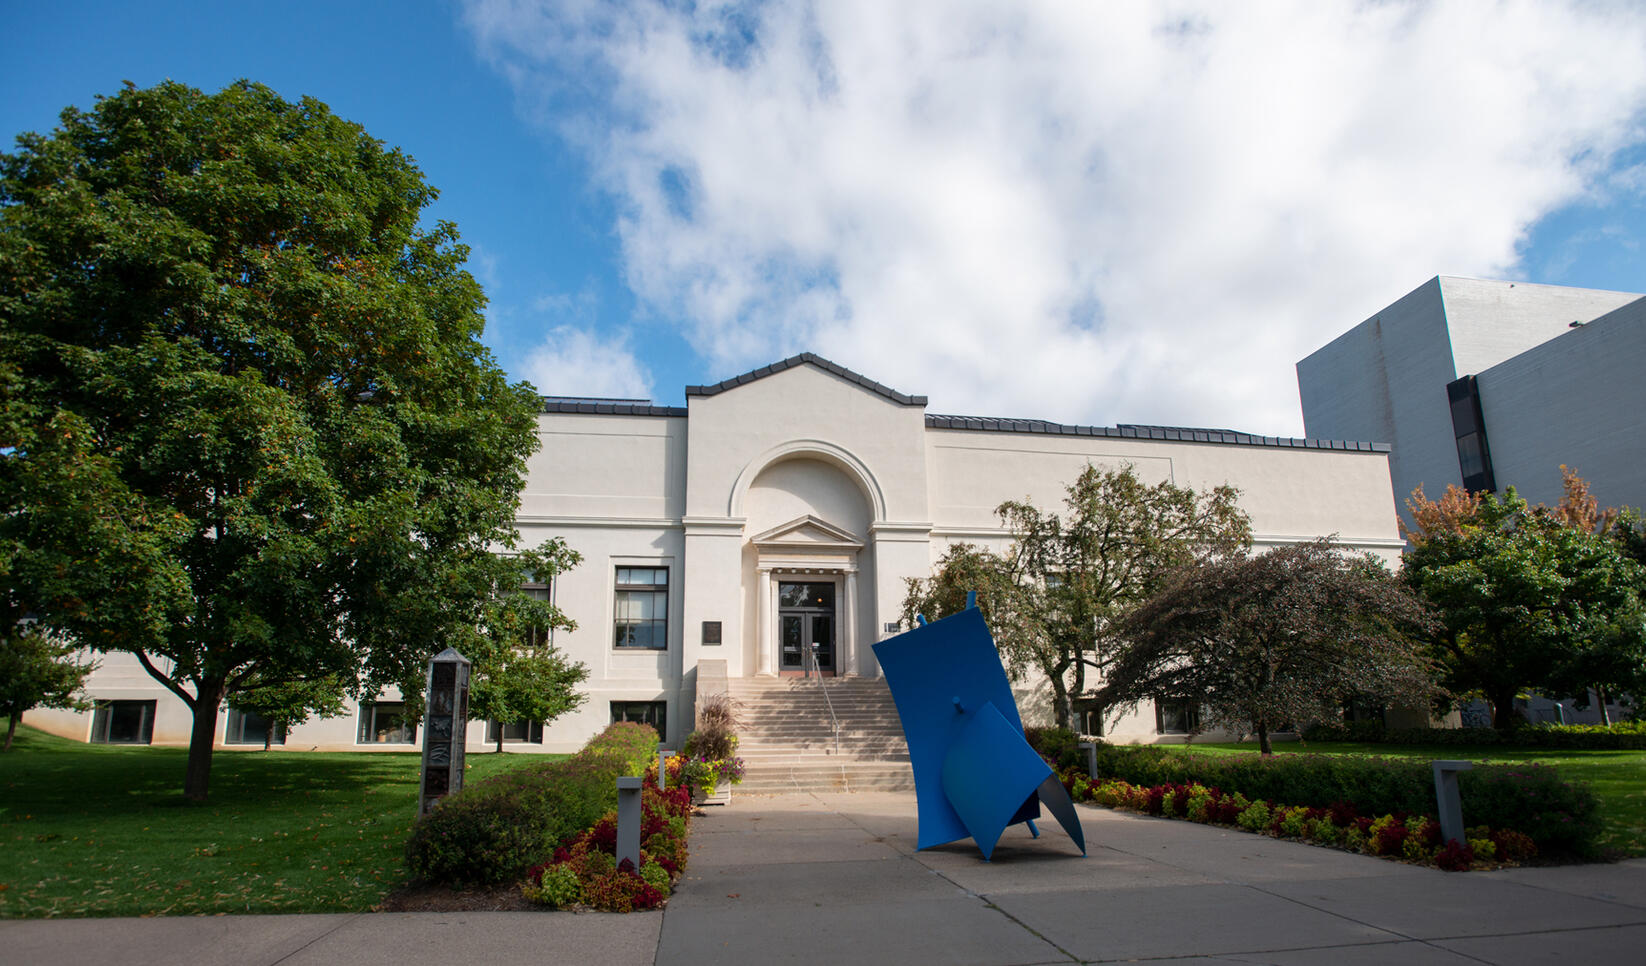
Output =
[
  {"x1": 1302, "y1": 719, "x2": 1646, "y2": 750},
  {"x1": 1086, "y1": 744, "x2": 1602, "y2": 858},
  {"x1": 404, "y1": 721, "x2": 660, "y2": 887}
]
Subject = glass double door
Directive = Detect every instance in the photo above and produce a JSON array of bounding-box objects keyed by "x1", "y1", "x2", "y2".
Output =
[{"x1": 778, "y1": 581, "x2": 835, "y2": 674}]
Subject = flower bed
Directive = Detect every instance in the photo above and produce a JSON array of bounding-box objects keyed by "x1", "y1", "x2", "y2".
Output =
[
  {"x1": 1073, "y1": 775, "x2": 1538, "y2": 871},
  {"x1": 404, "y1": 721, "x2": 663, "y2": 887},
  {"x1": 520, "y1": 781, "x2": 693, "y2": 911},
  {"x1": 1083, "y1": 744, "x2": 1600, "y2": 858}
]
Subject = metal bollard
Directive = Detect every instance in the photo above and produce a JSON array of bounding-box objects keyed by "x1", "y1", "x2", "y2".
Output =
[
  {"x1": 658, "y1": 747, "x2": 675, "y2": 790},
  {"x1": 1079, "y1": 741, "x2": 1097, "y2": 781},
  {"x1": 1432, "y1": 760, "x2": 1474, "y2": 845},
  {"x1": 616, "y1": 776, "x2": 643, "y2": 869}
]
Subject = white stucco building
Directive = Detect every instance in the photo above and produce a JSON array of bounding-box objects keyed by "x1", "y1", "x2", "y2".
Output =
[
  {"x1": 33, "y1": 354, "x2": 1407, "y2": 752},
  {"x1": 1297, "y1": 276, "x2": 1645, "y2": 518}
]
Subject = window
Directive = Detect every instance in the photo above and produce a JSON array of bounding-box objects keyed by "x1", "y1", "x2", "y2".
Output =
[
  {"x1": 357, "y1": 702, "x2": 416, "y2": 744},
  {"x1": 90, "y1": 700, "x2": 155, "y2": 744},
  {"x1": 614, "y1": 566, "x2": 669, "y2": 649},
  {"x1": 520, "y1": 575, "x2": 556, "y2": 645},
  {"x1": 1074, "y1": 698, "x2": 1105, "y2": 738},
  {"x1": 225, "y1": 708, "x2": 286, "y2": 746},
  {"x1": 1155, "y1": 699, "x2": 1200, "y2": 735},
  {"x1": 611, "y1": 701, "x2": 666, "y2": 743},
  {"x1": 486, "y1": 719, "x2": 544, "y2": 744}
]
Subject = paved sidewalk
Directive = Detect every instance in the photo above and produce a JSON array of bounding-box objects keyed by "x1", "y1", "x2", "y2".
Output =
[
  {"x1": 4, "y1": 791, "x2": 1644, "y2": 965},
  {"x1": 657, "y1": 791, "x2": 1646, "y2": 965}
]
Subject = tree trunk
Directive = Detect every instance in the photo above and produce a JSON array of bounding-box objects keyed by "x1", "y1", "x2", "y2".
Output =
[
  {"x1": 1256, "y1": 720, "x2": 1272, "y2": 756},
  {"x1": 1594, "y1": 687, "x2": 1612, "y2": 726},
  {"x1": 3, "y1": 711, "x2": 18, "y2": 752},
  {"x1": 1049, "y1": 674, "x2": 1072, "y2": 729},
  {"x1": 496, "y1": 731, "x2": 504, "y2": 754},
  {"x1": 184, "y1": 680, "x2": 226, "y2": 802},
  {"x1": 1488, "y1": 690, "x2": 1519, "y2": 730}
]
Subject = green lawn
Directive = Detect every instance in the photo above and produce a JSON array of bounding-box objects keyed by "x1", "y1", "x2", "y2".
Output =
[
  {"x1": 1174, "y1": 740, "x2": 1646, "y2": 857},
  {"x1": 0, "y1": 721, "x2": 560, "y2": 918}
]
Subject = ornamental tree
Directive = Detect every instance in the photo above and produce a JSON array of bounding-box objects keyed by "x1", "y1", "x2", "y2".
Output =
[
  {"x1": 1, "y1": 81, "x2": 546, "y2": 799},
  {"x1": 903, "y1": 464, "x2": 1251, "y2": 728},
  {"x1": 1403, "y1": 479, "x2": 1646, "y2": 727},
  {"x1": 450, "y1": 540, "x2": 589, "y2": 753},
  {"x1": 1099, "y1": 539, "x2": 1437, "y2": 754},
  {"x1": 0, "y1": 621, "x2": 97, "y2": 751}
]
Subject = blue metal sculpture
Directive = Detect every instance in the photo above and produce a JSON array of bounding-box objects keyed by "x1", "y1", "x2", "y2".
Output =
[{"x1": 873, "y1": 604, "x2": 1087, "y2": 861}]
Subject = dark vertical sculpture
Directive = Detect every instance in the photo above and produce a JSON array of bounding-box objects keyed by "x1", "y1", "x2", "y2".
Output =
[
  {"x1": 420, "y1": 647, "x2": 471, "y2": 815},
  {"x1": 874, "y1": 606, "x2": 1086, "y2": 861}
]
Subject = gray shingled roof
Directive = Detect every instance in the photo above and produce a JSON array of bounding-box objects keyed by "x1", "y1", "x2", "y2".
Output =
[
  {"x1": 685, "y1": 352, "x2": 928, "y2": 406},
  {"x1": 924, "y1": 414, "x2": 1390, "y2": 452},
  {"x1": 540, "y1": 398, "x2": 687, "y2": 417},
  {"x1": 536, "y1": 355, "x2": 1388, "y2": 452}
]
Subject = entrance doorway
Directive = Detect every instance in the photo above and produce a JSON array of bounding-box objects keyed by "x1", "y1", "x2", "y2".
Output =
[{"x1": 778, "y1": 581, "x2": 835, "y2": 675}]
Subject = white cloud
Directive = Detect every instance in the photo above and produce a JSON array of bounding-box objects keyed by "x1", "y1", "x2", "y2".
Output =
[
  {"x1": 462, "y1": 0, "x2": 1646, "y2": 434},
  {"x1": 521, "y1": 326, "x2": 654, "y2": 400}
]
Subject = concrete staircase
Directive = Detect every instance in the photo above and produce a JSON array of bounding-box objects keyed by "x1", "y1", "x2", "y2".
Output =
[{"x1": 727, "y1": 676, "x2": 914, "y2": 793}]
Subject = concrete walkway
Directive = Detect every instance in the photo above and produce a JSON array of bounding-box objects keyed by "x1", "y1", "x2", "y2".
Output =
[{"x1": 4, "y1": 791, "x2": 1644, "y2": 965}]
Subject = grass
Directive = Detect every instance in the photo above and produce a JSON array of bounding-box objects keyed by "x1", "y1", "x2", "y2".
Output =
[
  {"x1": 0, "y1": 720, "x2": 563, "y2": 918},
  {"x1": 1170, "y1": 739, "x2": 1646, "y2": 857}
]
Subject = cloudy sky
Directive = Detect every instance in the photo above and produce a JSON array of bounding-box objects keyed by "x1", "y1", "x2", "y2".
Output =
[{"x1": 7, "y1": 1, "x2": 1646, "y2": 435}]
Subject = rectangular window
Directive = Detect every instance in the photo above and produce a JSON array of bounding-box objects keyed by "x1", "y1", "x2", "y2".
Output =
[
  {"x1": 611, "y1": 701, "x2": 667, "y2": 743},
  {"x1": 520, "y1": 575, "x2": 555, "y2": 645},
  {"x1": 357, "y1": 702, "x2": 416, "y2": 744},
  {"x1": 614, "y1": 566, "x2": 669, "y2": 649},
  {"x1": 90, "y1": 700, "x2": 155, "y2": 744},
  {"x1": 485, "y1": 719, "x2": 544, "y2": 743},
  {"x1": 225, "y1": 708, "x2": 286, "y2": 746},
  {"x1": 1155, "y1": 699, "x2": 1200, "y2": 735}
]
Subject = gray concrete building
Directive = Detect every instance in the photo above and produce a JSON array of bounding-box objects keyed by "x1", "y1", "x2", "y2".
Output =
[{"x1": 1297, "y1": 276, "x2": 1645, "y2": 519}]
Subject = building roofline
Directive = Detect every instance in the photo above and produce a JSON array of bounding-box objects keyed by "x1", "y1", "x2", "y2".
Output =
[
  {"x1": 685, "y1": 352, "x2": 928, "y2": 406},
  {"x1": 539, "y1": 398, "x2": 687, "y2": 417},
  {"x1": 924, "y1": 414, "x2": 1390, "y2": 452}
]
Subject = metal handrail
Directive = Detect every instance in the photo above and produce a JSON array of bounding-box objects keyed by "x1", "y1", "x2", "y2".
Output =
[{"x1": 807, "y1": 642, "x2": 841, "y2": 756}]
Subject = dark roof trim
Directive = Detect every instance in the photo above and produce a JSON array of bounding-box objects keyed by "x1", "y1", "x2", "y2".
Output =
[
  {"x1": 686, "y1": 352, "x2": 928, "y2": 406},
  {"x1": 540, "y1": 399, "x2": 687, "y2": 417},
  {"x1": 924, "y1": 414, "x2": 1390, "y2": 453}
]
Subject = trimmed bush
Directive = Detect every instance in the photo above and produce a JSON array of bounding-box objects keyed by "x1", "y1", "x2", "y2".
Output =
[
  {"x1": 1086, "y1": 743, "x2": 1601, "y2": 857},
  {"x1": 1025, "y1": 726, "x2": 1086, "y2": 772},
  {"x1": 404, "y1": 722, "x2": 662, "y2": 887},
  {"x1": 1302, "y1": 720, "x2": 1646, "y2": 751}
]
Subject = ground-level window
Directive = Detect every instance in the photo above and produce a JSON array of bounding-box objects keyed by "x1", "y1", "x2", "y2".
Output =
[
  {"x1": 1155, "y1": 699, "x2": 1200, "y2": 735},
  {"x1": 90, "y1": 700, "x2": 156, "y2": 744},
  {"x1": 611, "y1": 701, "x2": 666, "y2": 743},
  {"x1": 486, "y1": 719, "x2": 544, "y2": 744},
  {"x1": 614, "y1": 566, "x2": 669, "y2": 649},
  {"x1": 357, "y1": 702, "x2": 416, "y2": 744},
  {"x1": 1074, "y1": 698, "x2": 1105, "y2": 738},
  {"x1": 225, "y1": 708, "x2": 286, "y2": 746}
]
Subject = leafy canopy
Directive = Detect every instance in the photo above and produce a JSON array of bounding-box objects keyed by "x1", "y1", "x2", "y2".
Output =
[
  {"x1": 904, "y1": 464, "x2": 1251, "y2": 728},
  {"x1": 0, "y1": 80, "x2": 558, "y2": 799},
  {"x1": 1100, "y1": 539, "x2": 1437, "y2": 753},
  {"x1": 1402, "y1": 472, "x2": 1646, "y2": 727}
]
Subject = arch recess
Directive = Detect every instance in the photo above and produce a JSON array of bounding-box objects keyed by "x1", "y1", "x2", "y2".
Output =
[{"x1": 728, "y1": 439, "x2": 887, "y2": 522}]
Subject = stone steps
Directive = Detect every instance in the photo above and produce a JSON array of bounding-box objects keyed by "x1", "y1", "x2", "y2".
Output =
[{"x1": 726, "y1": 676, "x2": 914, "y2": 792}]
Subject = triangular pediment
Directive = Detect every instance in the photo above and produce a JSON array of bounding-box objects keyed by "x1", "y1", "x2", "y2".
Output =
[
  {"x1": 686, "y1": 353, "x2": 927, "y2": 407},
  {"x1": 750, "y1": 514, "x2": 864, "y2": 551}
]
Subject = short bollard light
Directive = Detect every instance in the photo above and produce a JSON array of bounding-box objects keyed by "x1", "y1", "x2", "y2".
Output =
[
  {"x1": 1433, "y1": 759, "x2": 1474, "y2": 845},
  {"x1": 658, "y1": 747, "x2": 675, "y2": 790},
  {"x1": 1079, "y1": 740, "x2": 1098, "y2": 781},
  {"x1": 616, "y1": 776, "x2": 643, "y2": 869}
]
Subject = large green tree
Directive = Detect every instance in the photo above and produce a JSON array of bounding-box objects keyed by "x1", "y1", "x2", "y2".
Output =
[
  {"x1": 904, "y1": 464, "x2": 1251, "y2": 727},
  {"x1": 1, "y1": 81, "x2": 546, "y2": 799},
  {"x1": 1100, "y1": 540, "x2": 1437, "y2": 753},
  {"x1": 1403, "y1": 480, "x2": 1646, "y2": 727}
]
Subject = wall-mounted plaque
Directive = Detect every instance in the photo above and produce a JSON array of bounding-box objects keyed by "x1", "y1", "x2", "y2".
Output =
[{"x1": 702, "y1": 620, "x2": 722, "y2": 645}]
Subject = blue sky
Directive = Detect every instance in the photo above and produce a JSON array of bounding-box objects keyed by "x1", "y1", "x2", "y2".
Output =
[{"x1": 5, "y1": 1, "x2": 1644, "y2": 435}]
